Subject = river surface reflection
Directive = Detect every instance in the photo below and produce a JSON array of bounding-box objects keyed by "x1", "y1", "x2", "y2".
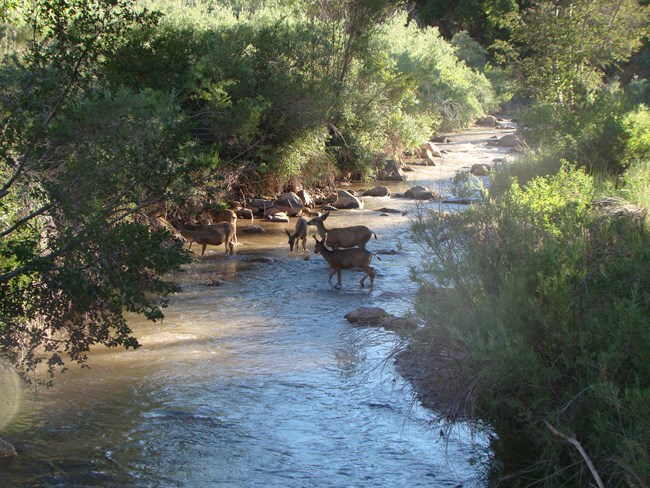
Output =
[{"x1": 2, "y1": 127, "x2": 513, "y2": 487}]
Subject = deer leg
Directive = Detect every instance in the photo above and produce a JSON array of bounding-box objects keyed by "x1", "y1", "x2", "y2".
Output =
[
  {"x1": 337, "y1": 269, "x2": 342, "y2": 287},
  {"x1": 201, "y1": 243, "x2": 207, "y2": 256},
  {"x1": 360, "y1": 266, "x2": 375, "y2": 288},
  {"x1": 328, "y1": 269, "x2": 337, "y2": 283}
]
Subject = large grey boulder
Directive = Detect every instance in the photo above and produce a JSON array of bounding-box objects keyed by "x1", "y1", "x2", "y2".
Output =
[
  {"x1": 404, "y1": 185, "x2": 439, "y2": 200},
  {"x1": 497, "y1": 133, "x2": 525, "y2": 148},
  {"x1": 334, "y1": 190, "x2": 363, "y2": 209},
  {"x1": 275, "y1": 192, "x2": 304, "y2": 209},
  {"x1": 363, "y1": 186, "x2": 391, "y2": 197},
  {"x1": 470, "y1": 163, "x2": 491, "y2": 176}
]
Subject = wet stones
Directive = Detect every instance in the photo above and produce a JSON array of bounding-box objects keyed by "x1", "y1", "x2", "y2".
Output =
[{"x1": 344, "y1": 307, "x2": 418, "y2": 331}]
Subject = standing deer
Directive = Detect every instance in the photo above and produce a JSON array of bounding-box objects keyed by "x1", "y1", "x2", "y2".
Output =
[
  {"x1": 313, "y1": 234, "x2": 375, "y2": 288},
  {"x1": 285, "y1": 217, "x2": 309, "y2": 252},
  {"x1": 203, "y1": 208, "x2": 238, "y2": 243},
  {"x1": 307, "y1": 212, "x2": 376, "y2": 250},
  {"x1": 175, "y1": 222, "x2": 236, "y2": 256}
]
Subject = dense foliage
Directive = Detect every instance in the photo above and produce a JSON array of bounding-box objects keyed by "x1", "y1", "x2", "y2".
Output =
[
  {"x1": 0, "y1": 0, "x2": 198, "y2": 383},
  {"x1": 411, "y1": 167, "x2": 650, "y2": 486}
]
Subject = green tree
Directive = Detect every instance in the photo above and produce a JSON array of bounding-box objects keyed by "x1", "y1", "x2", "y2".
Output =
[
  {"x1": 0, "y1": 0, "x2": 195, "y2": 384},
  {"x1": 414, "y1": 0, "x2": 523, "y2": 44},
  {"x1": 511, "y1": 0, "x2": 648, "y2": 106}
]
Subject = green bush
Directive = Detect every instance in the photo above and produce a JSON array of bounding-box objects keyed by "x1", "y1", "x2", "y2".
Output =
[{"x1": 411, "y1": 164, "x2": 650, "y2": 486}]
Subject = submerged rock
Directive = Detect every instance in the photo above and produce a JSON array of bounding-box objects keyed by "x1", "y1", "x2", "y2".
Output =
[
  {"x1": 404, "y1": 185, "x2": 439, "y2": 200},
  {"x1": 363, "y1": 186, "x2": 391, "y2": 197},
  {"x1": 345, "y1": 307, "x2": 418, "y2": 331},
  {"x1": 0, "y1": 437, "x2": 17, "y2": 458}
]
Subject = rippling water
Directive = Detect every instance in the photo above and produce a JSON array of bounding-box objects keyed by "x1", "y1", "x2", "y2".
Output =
[{"x1": 1, "y1": 127, "x2": 513, "y2": 487}]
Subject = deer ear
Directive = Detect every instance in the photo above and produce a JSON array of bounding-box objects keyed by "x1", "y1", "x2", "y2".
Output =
[
  {"x1": 285, "y1": 228, "x2": 291, "y2": 236},
  {"x1": 322, "y1": 211, "x2": 330, "y2": 220}
]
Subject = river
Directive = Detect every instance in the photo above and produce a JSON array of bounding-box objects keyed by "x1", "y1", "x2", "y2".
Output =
[{"x1": 1, "y1": 125, "x2": 515, "y2": 487}]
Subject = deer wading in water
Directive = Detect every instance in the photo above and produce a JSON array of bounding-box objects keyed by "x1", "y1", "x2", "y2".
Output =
[
  {"x1": 175, "y1": 222, "x2": 236, "y2": 256},
  {"x1": 313, "y1": 234, "x2": 375, "y2": 288},
  {"x1": 307, "y1": 211, "x2": 376, "y2": 250},
  {"x1": 285, "y1": 217, "x2": 309, "y2": 251}
]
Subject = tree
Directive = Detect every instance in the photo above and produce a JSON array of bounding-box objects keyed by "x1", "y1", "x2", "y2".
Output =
[
  {"x1": 413, "y1": 0, "x2": 524, "y2": 44},
  {"x1": 511, "y1": 0, "x2": 648, "y2": 106},
  {"x1": 0, "y1": 0, "x2": 195, "y2": 385}
]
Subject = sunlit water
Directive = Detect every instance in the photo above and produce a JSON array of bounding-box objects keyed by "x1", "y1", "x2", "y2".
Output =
[{"x1": 1, "y1": 126, "x2": 514, "y2": 487}]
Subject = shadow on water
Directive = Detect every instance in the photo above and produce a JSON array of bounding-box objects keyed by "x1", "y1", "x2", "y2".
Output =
[{"x1": 1, "y1": 126, "x2": 515, "y2": 487}]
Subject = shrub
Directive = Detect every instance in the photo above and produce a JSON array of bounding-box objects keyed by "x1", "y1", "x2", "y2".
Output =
[{"x1": 411, "y1": 164, "x2": 650, "y2": 486}]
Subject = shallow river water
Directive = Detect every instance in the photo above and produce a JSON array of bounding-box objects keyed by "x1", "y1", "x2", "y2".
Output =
[{"x1": 1, "y1": 126, "x2": 515, "y2": 487}]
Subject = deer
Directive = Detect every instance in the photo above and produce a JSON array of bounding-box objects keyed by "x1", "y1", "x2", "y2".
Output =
[
  {"x1": 175, "y1": 222, "x2": 236, "y2": 256},
  {"x1": 202, "y1": 208, "x2": 238, "y2": 243},
  {"x1": 285, "y1": 217, "x2": 309, "y2": 252},
  {"x1": 307, "y1": 211, "x2": 376, "y2": 250},
  {"x1": 313, "y1": 234, "x2": 375, "y2": 288}
]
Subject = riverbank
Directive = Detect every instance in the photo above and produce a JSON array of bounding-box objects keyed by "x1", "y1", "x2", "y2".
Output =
[{"x1": 391, "y1": 121, "x2": 518, "y2": 419}]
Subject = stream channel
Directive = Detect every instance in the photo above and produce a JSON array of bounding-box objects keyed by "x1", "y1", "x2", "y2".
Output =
[{"x1": 1, "y1": 124, "x2": 516, "y2": 487}]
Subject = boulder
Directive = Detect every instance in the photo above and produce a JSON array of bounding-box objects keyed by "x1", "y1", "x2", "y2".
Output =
[
  {"x1": 265, "y1": 212, "x2": 290, "y2": 222},
  {"x1": 404, "y1": 185, "x2": 439, "y2": 200},
  {"x1": 476, "y1": 115, "x2": 498, "y2": 126},
  {"x1": 296, "y1": 189, "x2": 313, "y2": 208},
  {"x1": 470, "y1": 163, "x2": 491, "y2": 176},
  {"x1": 424, "y1": 149, "x2": 438, "y2": 166},
  {"x1": 345, "y1": 307, "x2": 389, "y2": 325},
  {"x1": 275, "y1": 191, "x2": 304, "y2": 209},
  {"x1": 420, "y1": 142, "x2": 443, "y2": 158},
  {"x1": 376, "y1": 160, "x2": 407, "y2": 181},
  {"x1": 235, "y1": 207, "x2": 254, "y2": 221},
  {"x1": 239, "y1": 225, "x2": 265, "y2": 233},
  {"x1": 363, "y1": 186, "x2": 391, "y2": 197},
  {"x1": 344, "y1": 307, "x2": 418, "y2": 331},
  {"x1": 334, "y1": 190, "x2": 363, "y2": 209},
  {"x1": 249, "y1": 198, "x2": 274, "y2": 215},
  {"x1": 497, "y1": 133, "x2": 525, "y2": 148}
]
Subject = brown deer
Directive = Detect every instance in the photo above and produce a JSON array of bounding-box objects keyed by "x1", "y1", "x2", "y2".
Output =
[
  {"x1": 175, "y1": 222, "x2": 236, "y2": 256},
  {"x1": 202, "y1": 208, "x2": 238, "y2": 243},
  {"x1": 313, "y1": 234, "x2": 375, "y2": 288},
  {"x1": 307, "y1": 212, "x2": 376, "y2": 250},
  {"x1": 285, "y1": 217, "x2": 309, "y2": 252}
]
